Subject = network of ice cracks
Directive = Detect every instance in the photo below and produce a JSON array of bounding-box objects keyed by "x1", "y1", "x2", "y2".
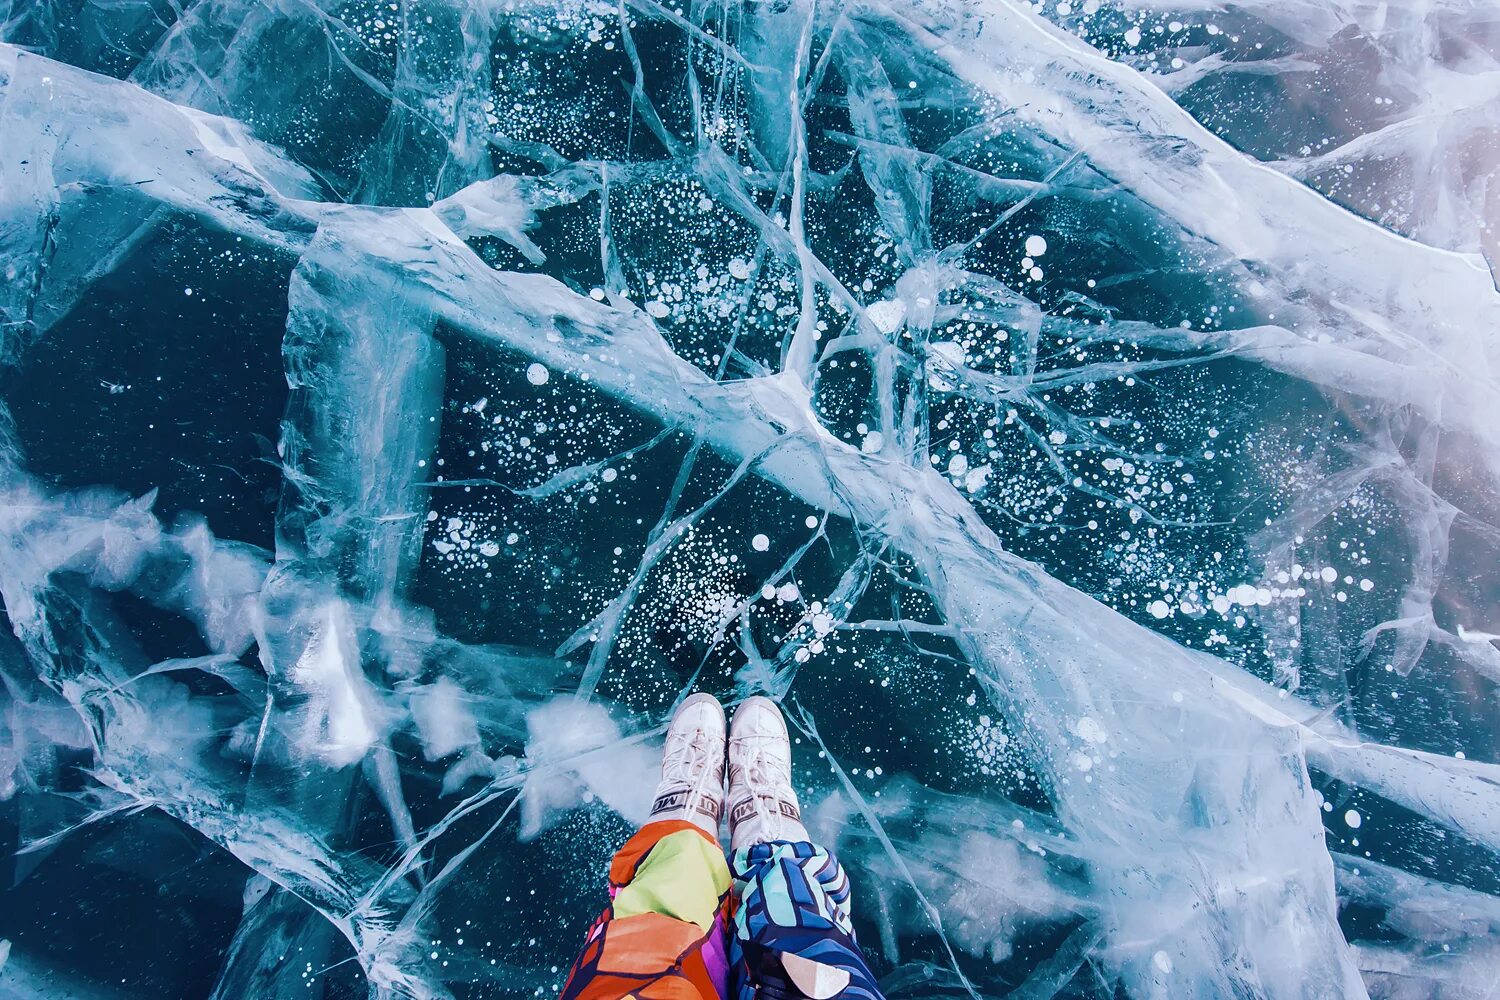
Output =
[{"x1": 0, "y1": 0, "x2": 1498, "y2": 996}]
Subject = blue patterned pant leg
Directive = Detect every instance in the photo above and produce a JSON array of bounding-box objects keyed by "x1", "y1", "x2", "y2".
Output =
[{"x1": 728, "y1": 840, "x2": 886, "y2": 999}]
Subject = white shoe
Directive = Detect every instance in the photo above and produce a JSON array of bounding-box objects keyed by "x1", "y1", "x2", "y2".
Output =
[
  {"x1": 648, "y1": 693, "x2": 726, "y2": 836},
  {"x1": 727, "y1": 696, "x2": 808, "y2": 851}
]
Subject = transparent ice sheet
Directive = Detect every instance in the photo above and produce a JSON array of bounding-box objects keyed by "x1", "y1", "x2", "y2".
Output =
[{"x1": 0, "y1": 2, "x2": 1497, "y2": 997}]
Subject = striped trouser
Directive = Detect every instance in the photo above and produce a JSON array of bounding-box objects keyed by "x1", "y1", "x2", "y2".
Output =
[{"x1": 560, "y1": 820, "x2": 884, "y2": 999}]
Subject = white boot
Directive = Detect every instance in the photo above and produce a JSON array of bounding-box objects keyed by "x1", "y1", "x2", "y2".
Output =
[
  {"x1": 727, "y1": 696, "x2": 809, "y2": 851},
  {"x1": 647, "y1": 692, "x2": 726, "y2": 837}
]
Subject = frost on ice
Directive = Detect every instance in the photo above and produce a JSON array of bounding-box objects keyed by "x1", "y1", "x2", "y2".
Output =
[{"x1": 0, "y1": 0, "x2": 1498, "y2": 997}]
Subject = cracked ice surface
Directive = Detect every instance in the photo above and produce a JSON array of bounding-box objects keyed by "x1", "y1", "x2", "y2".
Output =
[{"x1": 0, "y1": 1, "x2": 1497, "y2": 997}]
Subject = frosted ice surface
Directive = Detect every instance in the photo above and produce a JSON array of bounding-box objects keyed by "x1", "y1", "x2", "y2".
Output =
[{"x1": 1, "y1": 1, "x2": 1497, "y2": 997}]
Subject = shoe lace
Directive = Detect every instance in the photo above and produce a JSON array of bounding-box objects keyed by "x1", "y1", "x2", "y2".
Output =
[
  {"x1": 663, "y1": 729, "x2": 718, "y2": 782},
  {"x1": 736, "y1": 738, "x2": 792, "y2": 795}
]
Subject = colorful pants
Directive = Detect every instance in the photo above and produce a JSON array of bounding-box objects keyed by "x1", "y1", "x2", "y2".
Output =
[{"x1": 561, "y1": 820, "x2": 884, "y2": 1000}]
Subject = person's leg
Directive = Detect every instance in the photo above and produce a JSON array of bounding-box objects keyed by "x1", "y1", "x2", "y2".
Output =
[
  {"x1": 562, "y1": 695, "x2": 733, "y2": 1000},
  {"x1": 725, "y1": 698, "x2": 885, "y2": 1000}
]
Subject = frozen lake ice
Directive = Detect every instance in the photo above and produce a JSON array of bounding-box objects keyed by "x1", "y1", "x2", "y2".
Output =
[{"x1": 1, "y1": 0, "x2": 1498, "y2": 996}]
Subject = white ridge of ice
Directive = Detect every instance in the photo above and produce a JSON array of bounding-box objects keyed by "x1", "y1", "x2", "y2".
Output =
[{"x1": 881, "y1": 0, "x2": 1500, "y2": 481}]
